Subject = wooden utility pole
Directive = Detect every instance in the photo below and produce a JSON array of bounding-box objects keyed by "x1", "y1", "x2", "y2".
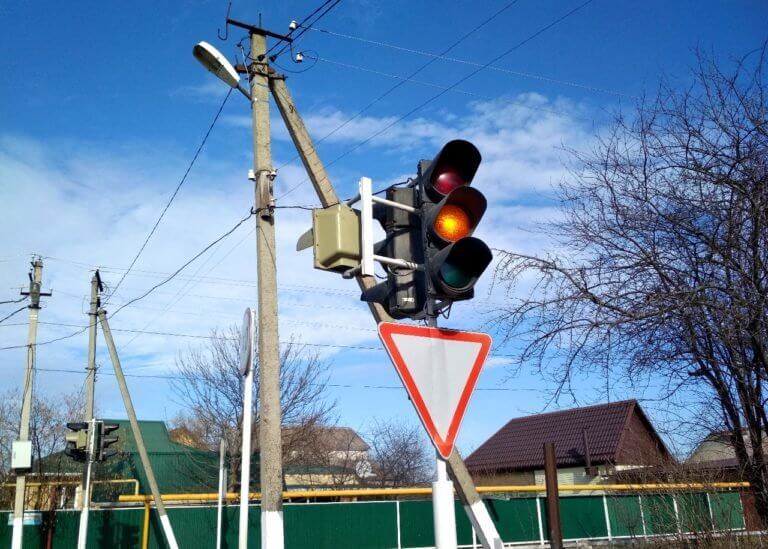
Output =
[
  {"x1": 11, "y1": 258, "x2": 50, "y2": 549},
  {"x1": 99, "y1": 309, "x2": 179, "y2": 549},
  {"x1": 269, "y1": 77, "x2": 504, "y2": 549},
  {"x1": 250, "y1": 31, "x2": 284, "y2": 549}
]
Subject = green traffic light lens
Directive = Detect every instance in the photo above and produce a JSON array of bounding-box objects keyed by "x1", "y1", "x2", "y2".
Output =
[{"x1": 440, "y1": 263, "x2": 472, "y2": 289}]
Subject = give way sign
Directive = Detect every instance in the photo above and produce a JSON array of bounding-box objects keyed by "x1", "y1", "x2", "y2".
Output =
[{"x1": 378, "y1": 322, "x2": 492, "y2": 459}]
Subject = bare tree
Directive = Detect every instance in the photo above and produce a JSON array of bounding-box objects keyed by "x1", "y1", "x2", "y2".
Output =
[
  {"x1": 170, "y1": 326, "x2": 335, "y2": 485},
  {"x1": 493, "y1": 47, "x2": 768, "y2": 524},
  {"x1": 366, "y1": 420, "x2": 432, "y2": 488}
]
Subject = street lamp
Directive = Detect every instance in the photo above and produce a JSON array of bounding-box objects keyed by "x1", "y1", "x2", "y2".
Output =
[{"x1": 193, "y1": 41, "x2": 251, "y2": 99}]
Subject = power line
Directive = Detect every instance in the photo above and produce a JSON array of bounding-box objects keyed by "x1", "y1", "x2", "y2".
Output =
[
  {"x1": 0, "y1": 296, "x2": 26, "y2": 305},
  {"x1": 106, "y1": 87, "x2": 234, "y2": 303},
  {"x1": 0, "y1": 210, "x2": 255, "y2": 352},
  {"x1": 308, "y1": 54, "x2": 591, "y2": 121},
  {"x1": 274, "y1": 0, "x2": 523, "y2": 201},
  {"x1": 0, "y1": 305, "x2": 27, "y2": 325},
  {"x1": 34, "y1": 366, "x2": 533, "y2": 392},
  {"x1": 279, "y1": 0, "x2": 595, "y2": 201},
  {"x1": 307, "y1": 26, "x2": 636, "y2": 99}
]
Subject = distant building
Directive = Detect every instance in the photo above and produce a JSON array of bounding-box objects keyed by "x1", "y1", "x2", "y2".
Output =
[
  {"x1": 466, "y1": 400, "x2": 673, "y2": 489},
  {"x1": 283, "y1": 426, "x2": 372, "y2": 490}
]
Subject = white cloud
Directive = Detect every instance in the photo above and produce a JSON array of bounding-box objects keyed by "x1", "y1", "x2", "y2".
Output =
[{"x1": 0, "y1": 92, "x2": 599, "y2": 422}]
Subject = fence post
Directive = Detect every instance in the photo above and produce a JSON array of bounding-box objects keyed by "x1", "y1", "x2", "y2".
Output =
[
  {"x1": 396, "y1": 500, "x2": 401, "y2": 549},
  {"x1": 536, "y1": 496, "x2": 545, "y2": 547},
  {"x1": 543, "y1": 443, "x2": 563, "y2": 549},
  {"x1": 639, "y1": 495, "x2": 647, "y2": 538},
  {"x1": 602, "y1": 494, "x2": 612, "y2": 541}
]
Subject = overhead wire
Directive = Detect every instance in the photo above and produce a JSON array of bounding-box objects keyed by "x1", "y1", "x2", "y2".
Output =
[
  {"x1": 274, "y1": 0, "x2": 523, "y2": 201},
  {"x1": 0, "y1": 296, "x2": 26, "y2": 305},
  {"x1": 307, "y1": 26, "x2": 636, "y2": 99},
  {"x1": 278, "y1": 0, "x2": 596, "y2": 202},
  {"x1": 34, "y1": 366, "x2": 534, "y2": 392},
  {"x1": 0, "y1": 209, "x2": 255, "y2": 352},
  {"x1": 0, "y1": 305, "x2": 27, "y2": 325},
  {"x1": 105, "y1": 87, "x2": 234, "y2": 304}
]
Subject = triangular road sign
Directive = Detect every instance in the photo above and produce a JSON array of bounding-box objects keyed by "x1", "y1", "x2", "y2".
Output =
[{"x1": 378, "y1": 322, "x2": 492, "y2": 459}]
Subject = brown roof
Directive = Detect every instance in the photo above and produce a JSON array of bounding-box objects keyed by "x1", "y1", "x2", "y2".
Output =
[{"x1": 466, "y1": 400, "x2": 667, "y2": 472}]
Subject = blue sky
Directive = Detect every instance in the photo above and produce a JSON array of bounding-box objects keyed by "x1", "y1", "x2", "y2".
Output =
[{"x1": 1, "y1": 0, "x2": 766, "y2": 456}]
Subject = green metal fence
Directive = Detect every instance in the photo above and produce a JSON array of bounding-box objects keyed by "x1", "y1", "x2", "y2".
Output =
[{"x1": 0, "y1": 491, "x2": 746, "y2": 548}]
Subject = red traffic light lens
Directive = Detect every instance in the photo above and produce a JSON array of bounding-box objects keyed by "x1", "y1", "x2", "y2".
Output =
[
  {"x1": 434, "y1": 205, "x2": 472, "y2": 242},
  {"x1": 432, "y1": 166, "x2": 465, "y2": 195}
]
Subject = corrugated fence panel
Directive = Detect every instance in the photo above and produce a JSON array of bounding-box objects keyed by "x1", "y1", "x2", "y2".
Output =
[
  {"x1": 677, "y1": 493, "x2": 711, "y2": 533},
  {"x1": 399, "y1": 500, "x2": 434, "y2": 547},
  {"x1": 710, "y1": 492, "x2": 745, "y2": 530},
  {"x1": 487, "y1": 497, "x2": 540, "y2": 543},
  {"x1": 558, "y1": 495, "x2": 608, "y2": 540},
  {"x1": 606, "y1": 495, "x2": 644, "y2": 538},
  {"x1": 286, "y1": 501, "x2": 397, "y2": 549},
  {"x1": 642, "y1": 494, "x2": 678, "y2": 535}
]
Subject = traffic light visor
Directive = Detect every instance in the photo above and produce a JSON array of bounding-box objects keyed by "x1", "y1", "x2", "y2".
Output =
[
  {"x1": 424, "y1": 140, "x2": 481, "y2": 199},
  {"x1": 434, "y1": 237, "x2": 493, "y2": 295}
]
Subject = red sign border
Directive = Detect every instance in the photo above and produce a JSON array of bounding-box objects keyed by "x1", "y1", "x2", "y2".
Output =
[{"x1": 378, "y1": 322, "x2": 492, "y2": 459}]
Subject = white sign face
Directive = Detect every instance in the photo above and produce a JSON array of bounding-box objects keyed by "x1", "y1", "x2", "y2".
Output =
[
  {"x1": 378, "y1": 322, "x2": 492, "y2": 458},
  {"x1": 239, "y1": 308, "x2": 254, "y2": 376}
]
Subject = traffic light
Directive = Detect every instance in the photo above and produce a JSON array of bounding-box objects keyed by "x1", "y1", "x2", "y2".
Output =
[
  {"x1": 419, "y1": 140, "x2": 492, "y2": 307},
  {"x1": 360, "y1": 185, "x2": 425, "y2": 319},
  {"x1": 65, "y1": 422, "x2": 89, "y2": 462},
  {"x1": 97, "y1": 421, "x2": 120, "y2": 461}
]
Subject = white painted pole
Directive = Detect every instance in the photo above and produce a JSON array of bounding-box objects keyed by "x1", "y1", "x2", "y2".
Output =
[
  {"x1": 76, "y1": 419, "x2": 96, "y2": 549},
  {"x1": 359, "y1": 177, "x2": 375, "y2": 277},
  {"x1": 433, "y1": 454, "x2": 458, "y2": 549},
  {"x1": 217, "y1": 439, "x2": 227, "y2": 549},
  {"x1": 239, "y1": 345, "x2": 255, "y2": 549}
]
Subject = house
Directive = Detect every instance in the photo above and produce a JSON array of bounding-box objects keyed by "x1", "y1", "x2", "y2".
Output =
[
  {"x1": 466, "y1": 400, "x2": 673, "y2": 488},
  {"x1": 283, "y1": 426, "x2": 372, "y2": 490},
  {"x1": 686, "y1": 430, "x2": 764, "y2": 472}
]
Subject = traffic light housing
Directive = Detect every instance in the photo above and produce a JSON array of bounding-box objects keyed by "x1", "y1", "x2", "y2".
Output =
[
  {"x1": 97, "y1": 422, "x2": 120, "y2": 461},
  {"x1": 419, "y1": 140, "x2": 492, "y2": 307},
  {"x1": 360, "y1": 186, "x2": 426, "y2": 319},
  {"x1": 65, "y1": 422, "x2": 89, "y2": 462}
]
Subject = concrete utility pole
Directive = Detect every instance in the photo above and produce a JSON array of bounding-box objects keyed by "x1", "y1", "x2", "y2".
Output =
[
  {"x1": 269, "y1": 78, "x2": 504, "y2": 549},
  {"x1": 98, "y1": 309, "x2": 179, "y2": 549},
  {"x1": 250, "y1": 31, "x2": 284, "y2": 549},
  {"x1": 84, "y1": 271, "x2": 101, "y2": 422},
  {"x1": 77, "y1": 272, "x2": 101, "y2": 549},
  {"x1": 11, "y1": 258, "x2": 49, "y2": 549}
]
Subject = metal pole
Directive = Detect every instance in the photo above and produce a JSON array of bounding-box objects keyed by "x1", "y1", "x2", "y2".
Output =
[
  {"x1": 250, "y1": 31, "x2": 284, "y2": 549},
  {"x1": 239, "y1": 354, "x2": 254, "y2": 549},
  {"x1": 544, "y1": 442, "x2": 563, "y2": 549},
  {"x1": 268, "y1": 76, "x2": 503, "y2": 549},
  {"x1": 425, "y1": 313, "x2": 458, "y2": 549},
  {"x1": 11, "y1": 258, "x2": 44, "y2": 549},
  {"x1": 98, "y1": 309, "x2": 179, "y2": 549},
  {"x1": 76, "y1": 419, "x2": 96, "y2": 549},
  {"x1": 217, "y1": 439, "x2": 227, "y2": 549}
]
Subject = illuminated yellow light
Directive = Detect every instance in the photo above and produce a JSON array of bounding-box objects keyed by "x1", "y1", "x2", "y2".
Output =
[{"x1": 434, "y1": 205, "x2": 471, "y2": 242}]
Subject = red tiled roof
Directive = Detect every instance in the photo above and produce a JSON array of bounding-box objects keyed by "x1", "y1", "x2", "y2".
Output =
[{"x1": 466, "y1": 400, "x2": 641, "y2": 472}]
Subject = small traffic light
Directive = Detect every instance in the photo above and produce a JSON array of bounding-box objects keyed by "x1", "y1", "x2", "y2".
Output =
[
  {"x1": 97, "y1": 422, "x2": 120, "y2": 461},
  {"x1": 65, "y1": 422, "x2": 89, "y2": 462},
  {"x1": 419, "y1": 140, "x2": 492, "y2": 306}
]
